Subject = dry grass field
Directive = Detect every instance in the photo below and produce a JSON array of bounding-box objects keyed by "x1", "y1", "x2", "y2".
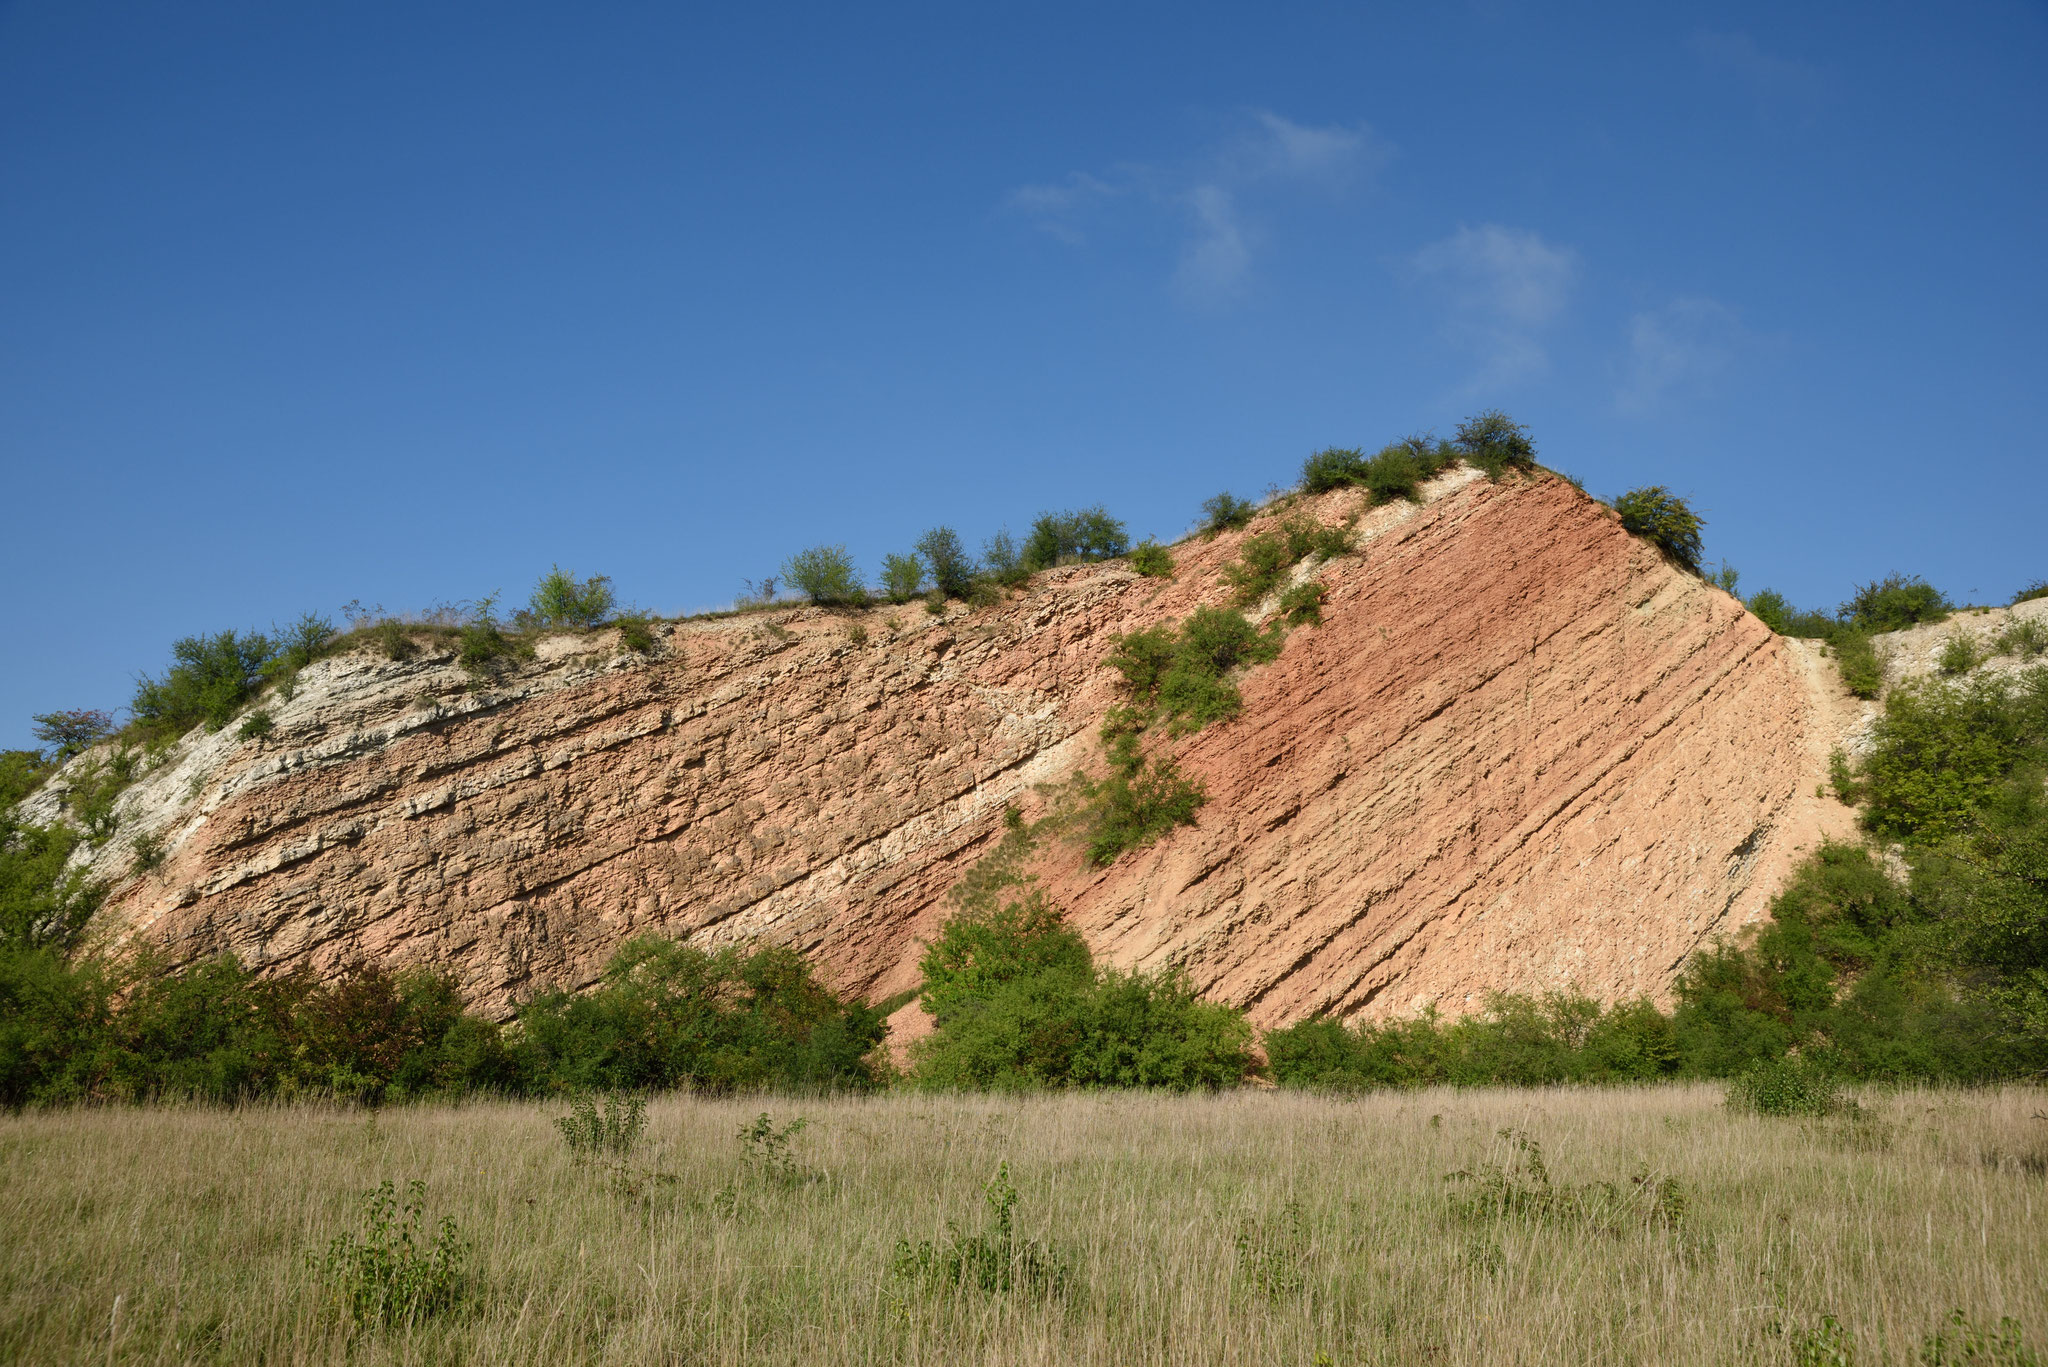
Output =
[{"x1": 2, "y1": 1084, "x2": 2044, "y2": 1366}]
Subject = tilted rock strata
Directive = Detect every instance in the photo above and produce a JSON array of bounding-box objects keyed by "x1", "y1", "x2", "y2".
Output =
[{"x1": 31, "y1": 471, "x2": 1852, "y2": 1026}]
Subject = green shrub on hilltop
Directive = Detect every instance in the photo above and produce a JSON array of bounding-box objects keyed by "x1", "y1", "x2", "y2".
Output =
[
  {"x1": 527, "y1": 566, "x2": 617, "y2": 628},
  {"x1": 2011, "y1": 579, "x2": 2048, "y2": 607},
  {"x1": 1453, "y1": 409, "x2": 1536, "y2": 479},
  {"x1": 916, "y1": 527, "x2": 976, "y2": 600},
  {"x1": 782, "y1": 545, "x2": 867, "y2": 606},
  {"x1": 1021, "y1": 506, "x2": 1128, "y2": 570},
  {"x1": 1842, "y1": 573, "x2": 1951, "y2": 633},
  {"x1": 880, "y1": 552, "x2": 926, "y2": 603},
  {"x1": 131, "y1": 630, "x2": 276, "y2": 739}
]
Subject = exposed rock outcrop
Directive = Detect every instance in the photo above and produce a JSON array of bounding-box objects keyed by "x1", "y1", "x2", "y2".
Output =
[{"x1": 23, "y1": 471, "x2": 1862, "y2": 1027}]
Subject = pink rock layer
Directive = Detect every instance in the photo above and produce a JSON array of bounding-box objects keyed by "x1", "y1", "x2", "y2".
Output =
[{"x1": 90, "y1": 473, "x2": 1854, "y2": 1029}]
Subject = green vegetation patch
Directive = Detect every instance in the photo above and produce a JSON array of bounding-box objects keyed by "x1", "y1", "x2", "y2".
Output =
[{"x1": 1612, "y1": 485, "x2": 1705, "y2": 572}]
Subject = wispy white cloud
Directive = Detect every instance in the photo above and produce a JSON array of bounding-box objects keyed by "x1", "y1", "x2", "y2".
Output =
[
  {"x1": 1004, "y1": 111, "x2": 1391, "y2": 305},
  {"x1": 1409, "y1": 224, "x2": 1578, "y2": 389},
  {"x1": 1617, "y1": 296, "x2": 1744, "y2": 415},
  {"x1": 1689, "y1": 30, "x2": 1827, "y2": 106}
]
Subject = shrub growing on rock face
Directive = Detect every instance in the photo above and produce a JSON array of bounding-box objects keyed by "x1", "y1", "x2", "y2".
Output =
[
  {"x1": 1129, "y1": 541, "x2": 1175, "y2": 577},
  {"x1": 528, "y1": 567, "x2": 616, "y2": 628},
  {"x1": 1200, "y1": 492, "x2": 1258, "y2": 535},
  {"x1": 782, "y1": 545, "x2": 867, "y2": 606},
  {"x1": 1612, "y1": 486, "x2": 1706, "y2": 573},
  {"x1": 1841, "y1": 574, "x2": 1951, "y2": 633},
  {"x1": 2011, "y1": 580, "x2": 2048, "y2": 607}
]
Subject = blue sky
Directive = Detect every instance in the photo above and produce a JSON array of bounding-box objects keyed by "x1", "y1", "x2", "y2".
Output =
[{"x1": 2, "y1": 1, "x2": 2043, "y2": 750}]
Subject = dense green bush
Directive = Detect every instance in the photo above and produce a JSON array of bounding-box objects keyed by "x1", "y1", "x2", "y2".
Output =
[
  {"x1": 0, "y1": 809, "x2": 101, "y2": 952},
  {"x1": 516, "y1": 937, "x2": 885, "y2": 1094},
  {"x1": 0, "y1": 931, "x2": 883, "y2": 1109},
  {"x1": 130, "y1": 630, "x2": 277, "y2": 738},
  {"x1": 1856, "y1": 672, "x2": 2047, "y2": 842},
  {"x1": 1200, "y1": 493, "x2": 1257, "y2": 536},
  {"x1": 1300, "y1": 447, "x2": 1368, "y2": 494},
  {"x1": 912, "y1": 848, "x2": 1252, "y2": 1089},
  {"x1": 1265, "y1": 993, "x2": 1678, "y2": 1090},
  {"x1": 1128, "y1": 541, "x2": 1174, "y2": 577},
  {"x1": 1724, "y1": 1056, "x2": 1842, "y2": 1116},
  {"x1": 881, "y1": 553, "x2": 926, "y2": 603},
  {"x1": 1022, "y1": 507, "x2": 1128, "y2": 570},
  {"x1": 1453, "y1": 410, "x2": 1536, "y2": 478},
  {"x1": 2011, "y1": 580, "x2": 2048, "y2": 607},
  {"x1": 527, "y1": 567, "x2": 616, "y2": 628},
  {"x1": 1299, "y1": 439, "x2": 1454, "y2": 502},
  {"x1": 1842, "y1": 574, "x2": 1951, "y2": 633},
  {"x1": 782, "y1": 545, "x2": 867, "y2": 606},
  {"x1": 1612, "y1": 486, "x2": 1705, "y2": 572},
  {"x1": 916, "y1": 527, "x2": 976, "y2": 600},
  {"x1": 271, "y1": 612, "x2": 338, "y2": 674},
  {"x1": 0, "y1": 751, "x2": 52, "y2": 809}
]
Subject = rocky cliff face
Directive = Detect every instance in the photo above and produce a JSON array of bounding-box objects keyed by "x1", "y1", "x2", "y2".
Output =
[{"x1": 24, "y1": 470, "x2": 1857, "y2": 1028}]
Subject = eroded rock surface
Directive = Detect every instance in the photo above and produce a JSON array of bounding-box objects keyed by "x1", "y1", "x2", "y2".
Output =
[{"x1": 27, "y1": 472, "x2": 1856, "y2": 1025}]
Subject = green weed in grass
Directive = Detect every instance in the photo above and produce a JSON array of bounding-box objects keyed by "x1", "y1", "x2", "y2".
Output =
[{"x1": 311, "y1": 1179, "x2": 468, "y2": 1327}]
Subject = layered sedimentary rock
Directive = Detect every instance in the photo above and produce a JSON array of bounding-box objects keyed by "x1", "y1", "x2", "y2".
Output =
[{"x1": 27, "y1": 470, "x2": 1855, "y2": 1026}]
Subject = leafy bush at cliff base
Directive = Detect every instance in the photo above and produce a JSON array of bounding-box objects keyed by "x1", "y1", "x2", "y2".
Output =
[
  {"x1": 0, "y1": 931, "x2": 883, "y2": 1108},
  {"x1": 1612, "y1": 486, "x2": 1706, "y2": 573},
  {"x1": 913, "y1": 853, "x2": 1252, "y2": 1090},
  {"x1": 516, "y1": 937, "x2": 885, "y2": 1094},
  {"x1": 781, "y1": 544, "x2": 867, "y2": 606},
  {"x1": 1842, "y1": 573, "x2": 1952, "y2": 632},
  {"x1": 1265, "y1": 994, "x2": 1679, "y2": 1090}
]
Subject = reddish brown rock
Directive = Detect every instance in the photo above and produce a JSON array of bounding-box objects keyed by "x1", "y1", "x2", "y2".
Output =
[{"x1": 34, "y1": 470, "x2": 1855, "y2": 1029}]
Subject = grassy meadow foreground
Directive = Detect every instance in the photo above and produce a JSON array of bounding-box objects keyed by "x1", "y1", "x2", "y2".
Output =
[{"x1": 3, "y1": 1086, "x2": 2044, "y2": 1366}]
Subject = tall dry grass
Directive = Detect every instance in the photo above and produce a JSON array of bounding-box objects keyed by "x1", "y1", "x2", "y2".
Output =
[{"x1": 1, "y1": 1084, "x2": 2043, "y2": 1365}]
